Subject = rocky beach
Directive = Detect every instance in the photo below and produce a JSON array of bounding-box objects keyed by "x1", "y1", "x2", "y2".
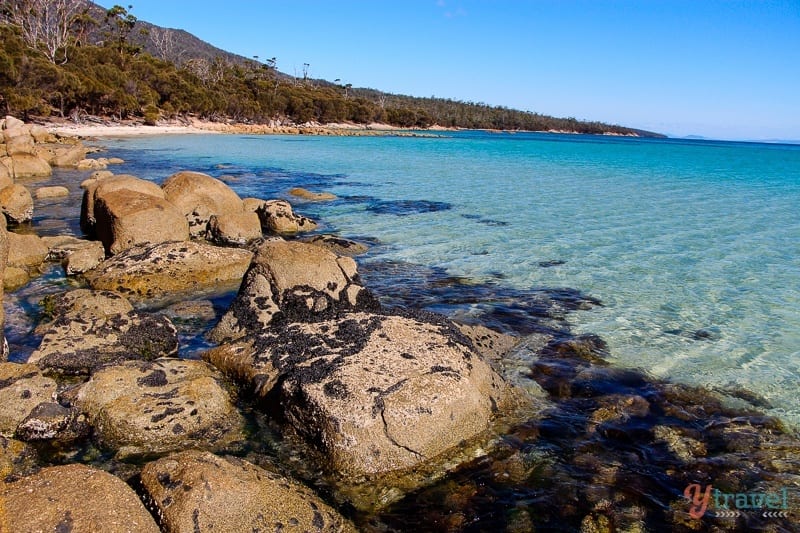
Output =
[{"x1": 0, "y1": 116, "x2": 798, "y2": 532}]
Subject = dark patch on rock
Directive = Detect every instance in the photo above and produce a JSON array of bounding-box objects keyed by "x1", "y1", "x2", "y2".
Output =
[
  {"x1": 137, "y1": 369, "x2": 168, "y2": 387},
  {"x1": 323, "y1": 379, "x2": 349, "y2": 399}
]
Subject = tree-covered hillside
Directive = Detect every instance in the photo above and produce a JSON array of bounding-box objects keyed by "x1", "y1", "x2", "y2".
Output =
[{"x1": 0, "y1": 1, "x2": 662, "y2": 136}]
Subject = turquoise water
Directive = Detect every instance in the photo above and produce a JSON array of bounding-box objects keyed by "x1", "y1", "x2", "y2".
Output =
[{"x1": 100, "y1": 132, "x2": 800, "y2": 427}]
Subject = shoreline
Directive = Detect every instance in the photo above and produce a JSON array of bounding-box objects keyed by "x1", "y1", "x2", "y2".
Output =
[{"x1": 43, "y1": 117, "x2": 641, "y2": 139}]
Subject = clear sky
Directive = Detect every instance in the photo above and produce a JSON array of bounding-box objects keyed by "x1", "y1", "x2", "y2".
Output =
[{"x1": 94, "y1": 0, "x2": 800, "y2": 140}]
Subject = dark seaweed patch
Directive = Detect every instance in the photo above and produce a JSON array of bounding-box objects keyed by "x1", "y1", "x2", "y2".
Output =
[{"x1": 365, "y1": 199, "x2": 452, "y2": 216}]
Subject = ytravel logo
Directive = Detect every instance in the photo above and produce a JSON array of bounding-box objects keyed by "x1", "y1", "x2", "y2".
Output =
[{"x1": 684, "y1": 484, "x2": 791, "y2": 519}]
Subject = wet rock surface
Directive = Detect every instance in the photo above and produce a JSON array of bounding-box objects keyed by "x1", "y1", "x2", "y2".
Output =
[
  {"x1": 76, "y1": 358, "x2": 245, "y2": 458},
  {"x1": 302, "y1": 234, "x2": 370, "y2": 256},
  {"x1": 1, "y1": 463, "x2": 160, "y2": 532},
  {"x1": 141, "y1": 450, "x2": 356, "y2": 532}
]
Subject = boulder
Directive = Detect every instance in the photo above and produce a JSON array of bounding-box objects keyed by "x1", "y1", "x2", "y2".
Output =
[
  {"x1": 33, "y1": 142, "x2": 87, "y2": 167},
  {"x1": 42, "y1": 235, "x2": 106, "y2": 275},
  {"x1": 0, "y1": 435, "x2": 34, "y2": 479},
  {"x1": 205, "y1": 310, "x2": 515, "y2": 476},
  {"x1": 94, "y1": 188, "x2": 189, "y2": 254},
  {"x1": 80, "y1": 173, "x2": 165, "y2": 234},
  {"x1": 34, "y1": 185, "x2": 69, "y2": 199},
  {"x1": 76, "y1": 157, "x2": 108, "y2": 170},
  {"x1": 254, "y1": 199, "x2": 318, "y2": 235},
  {"x1": 162, "y1": 170, "x2": 245, "y2": 237},
  {"x1": 0, "y1": 184, "x2": 34, "y2": 223},
  {"x1": 76, "y1": 358, "x2": 245, "y2": 457},
  {"x1": 210, "y1": 240, "x2": 378, "y2": 342},
  {"x1": 141, "y1": 451, "x2": 356, "y2": 533},
  {"x1": 29, "y1": 289, "x2": 178, "y2": 376},
  {"x1": 84, "y1": 240, "x2": 252, "y2": 302},
  {"x1": 62, "y1": 240, "x2": 106, "y2": 275},
  {"x1": 302, "y1": 234, "x2": 369, "y2": 256},
  {"x1": 6, "y1": 153, "x2": 52, "y2": 178},
  {"x1": 288, "y1": 186, "x2": 338, "y2": 201},
  {"x1": 3, "y1": 129, "x2": 35, "y2": 155},
  {"x1": 0, "y1": 464, "x2": 160, "y2": 533},
  {"x1": 7, "y1": 232, "x2": 48, "y2": 269},
  {"x1": 3, "y1": 266, "x2": 28, "y2": 291},
  {"x1": 80, "y1": 170, "x2": 114, "y2": 190},
  {"x1": 206, "y1": 210, "x2": 262, "y2": 246},
  {"x1": 15, "y1": 401, "x2": 89, "y2": 443},
  {"x1": 0, "y1": 363, "x2": 58, "y2": 436},
  {"x1": 456, "y1": 323, "x2": 519, "y2": 364}
]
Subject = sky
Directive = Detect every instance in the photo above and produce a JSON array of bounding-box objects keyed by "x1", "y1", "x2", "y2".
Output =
[{"x1": 94, "y1": 0, "x2": 800, "y2": 140}]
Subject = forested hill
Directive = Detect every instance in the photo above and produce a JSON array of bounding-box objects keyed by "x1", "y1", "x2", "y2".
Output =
[{"x1": 0, "y1": 1, "x2": 663, "y2": 136}]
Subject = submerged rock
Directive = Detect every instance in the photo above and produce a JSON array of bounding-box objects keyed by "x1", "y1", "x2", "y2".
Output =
[
  {"x1": 76, "y1": 358, "x2": 245, "y2": 458},
  {"x1": 209, "y1": 239, "x2": 378, "y2": 342},
  {"x1": 1, "y1": 464, "x2": 160, "y2": 532},
  {"x1": 141, "y1": 450, "x2": 356, "y2": 532},
  {"x1": 302, "y1": 234, "x2": 370, "y2": 256},
  {"x1": 84, "y1": 240, "x2": 253, "y2": 302},
  {"x1": 205, "y1": 310, "x2": 517, "y2": 477},
  {"x1": 288, "y1": 186, "x2": 338, "y2": 201}
]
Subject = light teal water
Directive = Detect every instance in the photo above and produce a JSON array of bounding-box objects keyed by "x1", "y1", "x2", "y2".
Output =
[{"x1": 101, "y1": 132, "x2": 800, "y2": 427}]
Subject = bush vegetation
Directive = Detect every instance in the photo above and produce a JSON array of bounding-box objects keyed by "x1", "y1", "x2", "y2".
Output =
[{"x1": 0, "y1": 3, "x2": 656, "y2": 136}]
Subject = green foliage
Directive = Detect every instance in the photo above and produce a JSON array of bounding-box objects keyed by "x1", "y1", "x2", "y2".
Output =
[{"x1": 0, "y1": 23, "x2": 657, "y2": 135}]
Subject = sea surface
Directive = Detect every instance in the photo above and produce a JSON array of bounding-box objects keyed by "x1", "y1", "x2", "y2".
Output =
[
  {"x1": 86, "y1": 131, "x2": 800, "y2": 429},
  {"x1": 7, "y1": 130, "x2": 800, "y2": 530}
]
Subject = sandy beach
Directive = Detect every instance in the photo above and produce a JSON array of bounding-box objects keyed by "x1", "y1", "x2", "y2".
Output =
[{"x1": 43, "y1": 118, "x2": 436, "y2": 139}]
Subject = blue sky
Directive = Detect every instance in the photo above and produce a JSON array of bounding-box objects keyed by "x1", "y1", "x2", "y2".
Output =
[{"x1": 95, "y1": 0, "x2": 799, "y2": 140}]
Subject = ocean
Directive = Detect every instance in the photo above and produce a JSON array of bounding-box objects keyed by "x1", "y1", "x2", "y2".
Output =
[
  {"x1": 90, "y1": 131, "x2": 800, "y2": 429},
  {"x1": 8, "y1": 130, "x2": 800, "y2": 530}
]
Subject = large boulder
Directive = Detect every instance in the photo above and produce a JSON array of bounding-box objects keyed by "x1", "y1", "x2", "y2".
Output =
[
  {"x1": 206, "y1": 210, "x2": 262, "y2": 246},
  {"x1": 0, "y1": 464, "x2": 160, "y2": 532},
  {"x1": 252, "y1": 199, "x2": 318, "y2": 235},
  {"x1": 5, "y1": 153, "x2": 52, "y2": 178},
  {"x1": 84, "y1": 240, "x2": 253, "y2": 302},
  {"x1": 205, "y1": 310, "x2": 516, "y2": 476},
  {"x1": 76, "y1": 358, "x2": 245, "y2": 457},
  {"x1": 0, "y1": 184, "x2": 34, "y2": 223},
  {"x1": 28, "y1": 289, "x2": 178, "y2": 376},
  {"x1": 210, "y1": 240, "x2": 378, "y2": 342},
  {"x1": 141, "y1": 450, "x2": 356, "y2": 533},
  {"x1": 33, "y1": 142, "x2": 87, "y2": 167},
  {"x1": 80, "y1": 173, "x2": 166, "y2": 235},
  {"x1": 162, "y1": 170, "x2": 245, "y2": 237},
  {"x1": 7, "y1": 232, "x2": 48, "y2": 269},
  {"x1": 94, "y1": 188, "x2": 189, "y2": 254},
  {"x1": 0, "y1": 363, "x2": 58, "y2": 436}
]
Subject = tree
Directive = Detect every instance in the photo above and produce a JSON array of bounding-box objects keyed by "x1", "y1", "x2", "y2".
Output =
[
  {"x1": 0, "y1": 0, "x2": 84, "y2": 64},
  {"x1": 149, "y1": 26, "x2": 183, "y2": 64},
  {"x1": 105, "y1": 4, "x2": 137, "y2": 60}
]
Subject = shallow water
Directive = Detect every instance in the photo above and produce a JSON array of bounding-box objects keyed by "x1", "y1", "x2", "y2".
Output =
[
  {"x1": 89, "y1": 132, "x2": 800, "y2": 429},
  {"x1": 5, "y1": 132, "x2": 800, "y2": 531}
]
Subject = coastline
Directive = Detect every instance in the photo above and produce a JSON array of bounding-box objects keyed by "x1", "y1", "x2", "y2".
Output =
[
  {"x1": 2, "y1": 123, "x2": 798, "y2": 531},
  {"x1": 43, "y1": 117, "x2": 640, "y2": 139}
]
